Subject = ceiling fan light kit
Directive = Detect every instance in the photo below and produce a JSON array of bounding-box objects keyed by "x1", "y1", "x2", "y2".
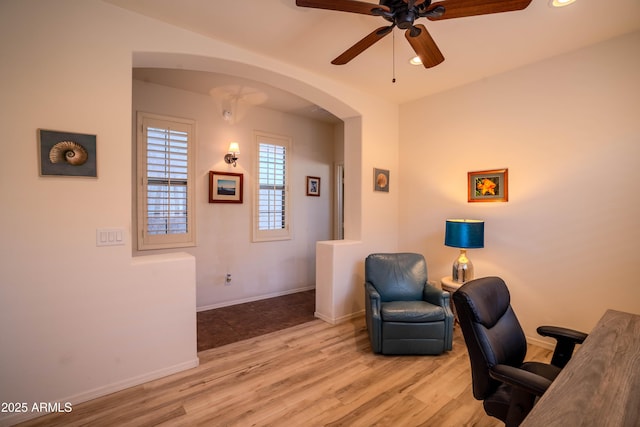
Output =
[
  {"x1": 550, "y1": 0, "x2": 576, "y2": 7},
  {"x1": 296, "y1": 0, "x2": 533, "y2": 69}
]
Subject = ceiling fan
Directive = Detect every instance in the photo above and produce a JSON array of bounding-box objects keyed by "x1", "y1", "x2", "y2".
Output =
[{"x1": 295, "y1": 0, "x2": 533, "y2": 68}]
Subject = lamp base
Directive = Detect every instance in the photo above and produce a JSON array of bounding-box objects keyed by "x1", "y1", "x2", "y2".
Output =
[{"x1": 452, "y1": 249, "x2": 474, "y2": 284}]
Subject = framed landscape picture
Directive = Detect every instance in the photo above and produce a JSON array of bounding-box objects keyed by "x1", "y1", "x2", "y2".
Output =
[
  {"x1": 209, "y1": 171, "x2": 243, "y2": 203},
  {"x1": 468, "y1": 168, "x2": 508, "y2": 203}
]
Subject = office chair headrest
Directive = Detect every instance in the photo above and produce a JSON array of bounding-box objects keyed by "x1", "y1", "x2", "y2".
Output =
[{"x1": 456, "y1": 276, "x2": 511, "y2": 328}]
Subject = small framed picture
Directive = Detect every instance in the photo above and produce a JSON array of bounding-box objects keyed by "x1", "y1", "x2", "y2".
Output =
[
  {"x1": 374, "y1": 168, "x2": 389, "y2": 192},
  {"x1": 306, "y1": 176, "x2": 320, "y2": 196},
  {"x1": 209, "y1": 171, "x2": 243, "y2": 203},
  {"x1": 39, "y1": 129, "x2": 97, "y2": 177},
  {"x1": 468, "y1": 168, "x2": 508, "y2": 203}
]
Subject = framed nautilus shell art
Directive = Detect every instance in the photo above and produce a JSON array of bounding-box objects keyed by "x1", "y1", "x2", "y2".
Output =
[
  {"x1": 374, "y1": 168, "x2": 389, "y2": 192},
  {"x1": 39, "y1": 129, "x2": 97, "y2": 177}
]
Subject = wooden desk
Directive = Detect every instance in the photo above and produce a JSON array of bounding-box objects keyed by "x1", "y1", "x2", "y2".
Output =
[{"x1": 521, "y1": 309, "x2": 640, "y2": 427}]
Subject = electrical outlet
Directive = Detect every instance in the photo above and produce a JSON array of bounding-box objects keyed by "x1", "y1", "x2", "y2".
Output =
[{"x1": 225, "y1": 273, "x2": 232, "y2": 285}]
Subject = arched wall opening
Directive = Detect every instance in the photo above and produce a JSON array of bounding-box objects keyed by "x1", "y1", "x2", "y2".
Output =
[{"x1": 132, "y1": 52, "x2": 363, "y2": 242}]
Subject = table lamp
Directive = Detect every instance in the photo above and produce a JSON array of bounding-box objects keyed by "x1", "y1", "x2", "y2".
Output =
[{"x1": 445, "y1": 219, "x2": 484, "y2": 284}]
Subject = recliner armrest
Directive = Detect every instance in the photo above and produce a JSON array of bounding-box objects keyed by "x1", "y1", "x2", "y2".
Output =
[
  {"x1": 365, "y1": 282, "x2": 381, "y2": 318},
  {"x1": 489, "y1": 364, "x2": 552, "y2": 397},
  {"x1": 423, "y1": 281, "x2": 448, "y2": 308},
  {"x1": 537, "y1": 325, "x2": 588, "y2": 368},
  {"x1": 364, "y1": 281, "x2": 383, "y2": 353}
]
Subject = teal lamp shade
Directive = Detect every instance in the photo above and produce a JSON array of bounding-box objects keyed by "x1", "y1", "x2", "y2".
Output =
[
  {"x1": 445, "y1": 219, "x2": 484, "y2": 283},
  {"x1": 445, "y1": 219, "x2": 484, "y2": 249}
]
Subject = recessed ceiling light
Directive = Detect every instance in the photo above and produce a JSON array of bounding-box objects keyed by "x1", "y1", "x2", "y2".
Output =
[
  {"x1": 409, "y1": 56, "x2": 422, "y2": 66},
  {"x1": 550, "y1": 0, "x2": 576, "y2": 7}
]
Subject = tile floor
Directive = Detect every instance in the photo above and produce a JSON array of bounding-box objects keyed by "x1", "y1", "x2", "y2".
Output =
[{"x1": 197, "y1": 290, "x2": 316, "y2": 352}]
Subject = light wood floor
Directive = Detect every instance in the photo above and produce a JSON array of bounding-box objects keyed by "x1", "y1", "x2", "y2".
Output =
[{"x1": 19, "y1": 316, "x2": 552, "y2": 427}]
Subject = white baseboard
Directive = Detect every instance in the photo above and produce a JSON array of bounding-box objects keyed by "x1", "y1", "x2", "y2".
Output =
[
  {"x1": 315, "y1": 309, "x2": 364, "y2": 325},
  {"x1": 0, "y1": 358, "x2": 199, "y2": 427},
  {"x1": 197, "y1": 286, "x2": 315, "y2": 312},
  {"x1": 526, "y1": 335, "x2": 555, "y2": 350}
]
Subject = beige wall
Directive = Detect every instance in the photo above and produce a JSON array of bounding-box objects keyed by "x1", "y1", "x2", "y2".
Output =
[
  {"x1": 0, "y1": 0, "x2": 398, "y2": 423},
  {"x1": 399, "y1": 31, "x2": 640, "y2": 344}
]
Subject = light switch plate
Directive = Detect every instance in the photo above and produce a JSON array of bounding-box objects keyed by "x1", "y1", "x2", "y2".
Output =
[{"x1": 96, "y1": 228, "x2": 125, "y2": 247}]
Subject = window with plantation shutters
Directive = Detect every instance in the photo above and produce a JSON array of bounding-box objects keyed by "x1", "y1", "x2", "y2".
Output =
[
  {"x1": 136, "y1": 112, "x2": 196, "y2": 250},
  {"x1": 253, "y1": 132, "x2": 291, "y2": 242}
]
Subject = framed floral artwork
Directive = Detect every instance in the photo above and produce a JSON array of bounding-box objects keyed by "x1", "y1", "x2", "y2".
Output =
[
  {"x1": 209, "y1": 171, "x2": 243, "y2": 203},
  {"x1": 468, "y1": 169, "x2": 508, "y2": 203}
]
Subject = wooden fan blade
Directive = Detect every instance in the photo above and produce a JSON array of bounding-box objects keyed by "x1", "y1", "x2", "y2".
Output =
[
  {"x1": 332, "y1": 26, "x2": 393, "y2": 65},
  {"x1": 425, "y1": 0, "x2": 532, "y2": 20},
  {"x1": 405, "y1": 24, "x2": 444, "y2": 68},
  {"x1": 295, "y1": 0, "x2": 391, "y2": 15}
]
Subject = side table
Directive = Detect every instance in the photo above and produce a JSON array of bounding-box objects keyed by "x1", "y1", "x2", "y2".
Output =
[{"x1": 440, "y1": 276, "x2": 463, "y2": 322}]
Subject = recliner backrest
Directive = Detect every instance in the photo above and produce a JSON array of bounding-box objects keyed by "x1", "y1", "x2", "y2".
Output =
[
  {"x1": 453, "y1": 277, "x2": 528, "y2": 399},
  {"x1": 365, "y1": 253, "x2": 427, "y2": 302}
]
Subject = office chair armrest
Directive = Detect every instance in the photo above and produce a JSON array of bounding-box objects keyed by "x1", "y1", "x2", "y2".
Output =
[
  {"x1": 537, "y1": 325, "x2": 588, "y2": 368},
  {"x1": 423, "y1": 281, "x2": 449, "y2": 308},
  {"x1": 491, "y1": 364, "x2": 553, "y2": 427},
  {"x1": 489, "y1": 364, "x2": 552, "y2": 397},
  {"x1": 537, "y1": 325, "x2": 588, "y2": 344}
]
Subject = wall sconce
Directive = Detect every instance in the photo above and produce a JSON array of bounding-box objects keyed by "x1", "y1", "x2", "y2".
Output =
[
  {"x1": 444, "y1": 219, "x2": 484, "y2": 284},
  {"x1": 224, "y1": 142, "x2": 240, "y2": 167}
]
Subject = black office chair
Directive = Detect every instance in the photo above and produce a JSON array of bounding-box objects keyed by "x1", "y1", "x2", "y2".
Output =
[{"x1": 453, "y1": 277, "x2": 587, "y2": 427}]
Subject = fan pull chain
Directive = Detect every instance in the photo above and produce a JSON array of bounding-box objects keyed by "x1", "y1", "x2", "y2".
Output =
[{"x1": 392, "y1": 30, "x2": 396, "y2": 83}]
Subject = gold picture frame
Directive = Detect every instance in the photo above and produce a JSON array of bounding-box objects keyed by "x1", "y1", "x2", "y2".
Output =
[{"x1": 468, "y1": 168, "x2": 508, "y2": 202}]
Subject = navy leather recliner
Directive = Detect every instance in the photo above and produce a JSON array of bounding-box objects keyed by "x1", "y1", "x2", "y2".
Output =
[{"x1": 364, "y1": 253, "x2": 454, "y2": 355}]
